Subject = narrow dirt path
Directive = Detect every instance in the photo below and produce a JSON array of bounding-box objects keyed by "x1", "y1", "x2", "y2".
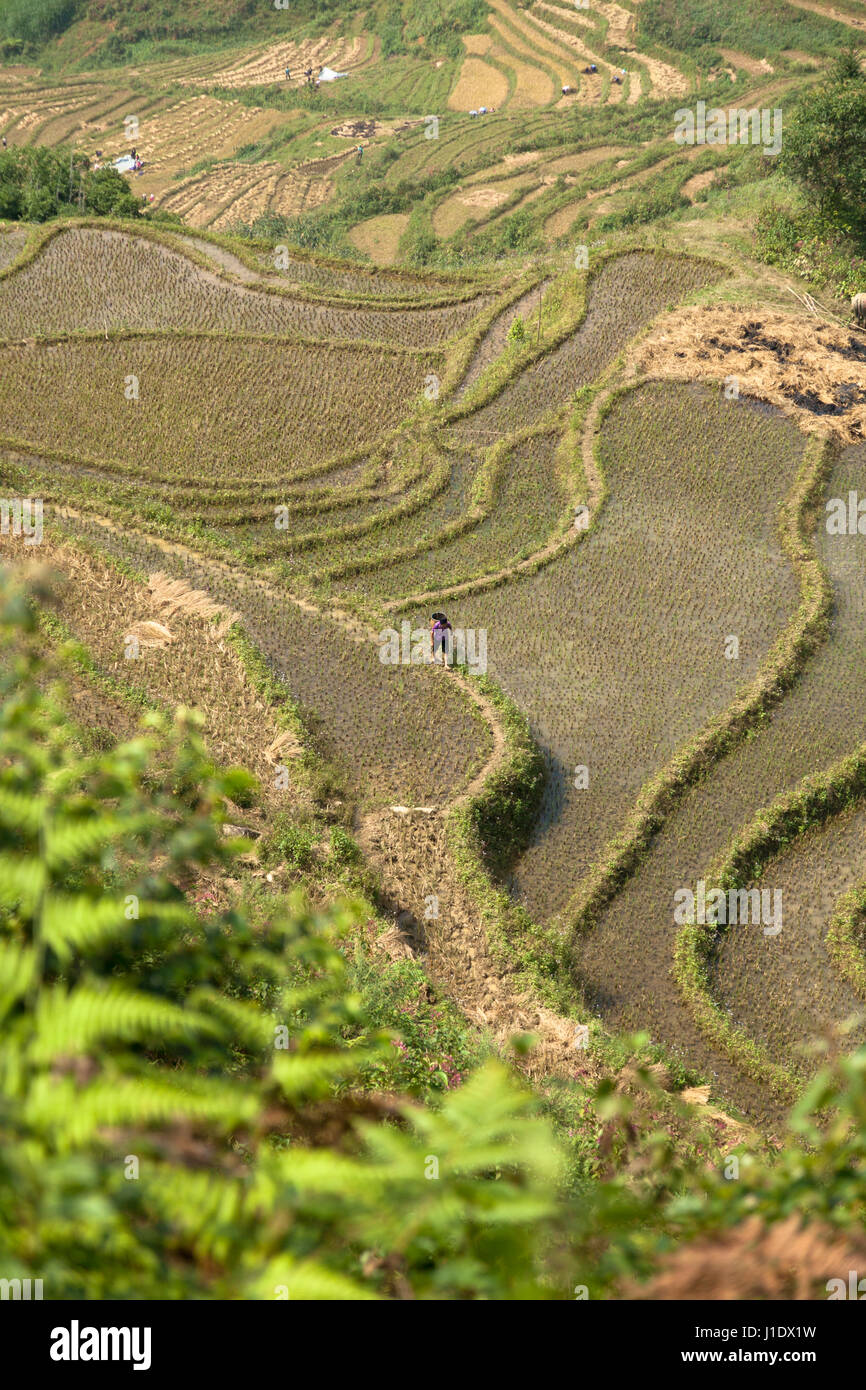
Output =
[
  {"x1": 782, "y1": 0, "x2": 866, "y2": 30},
  {"x1": 46, "y1": 502, "x2": 586, "y2": 1082}
]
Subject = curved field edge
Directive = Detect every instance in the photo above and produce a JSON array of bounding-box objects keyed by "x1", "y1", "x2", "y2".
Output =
[
  {"x1": 378, "y1": 248, "x2": 730, "y2": 615},
  {"x1": 447, "y1": 677, "x2": 574, "y2": 1012},
  {"x1": 4, "y1": 246, "x2": 724, "y2": 598},
  {"x1": 562, "y1": 422, "x2": 833, "y2": 939},
  {"x1": 381, "y1": 371, "x2": 609, "y2": 614},
  {"x1": 673, "y1": 742, "x2": 866, "y2": 1103},
  {"x1": 29, "y1": 531, "x2": 739, "y2": 1118},
  {"x1": 827, "y1": 886, "x2": 866, "y2": 1000},
  {"x1": 0, "y1": 216, "x2": 495, "y2": 312},
  {"x1": 24, "y1": 528, "x2": 601, "y2": 1073}
]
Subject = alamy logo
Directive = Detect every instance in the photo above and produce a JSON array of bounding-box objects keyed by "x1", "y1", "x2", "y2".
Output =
[
  {"x1": 674, "y1": 101, "x2": 782, "y2": 156},
  {"x1": 378, "y1": 620, "x2": 487, "y2": 674},
  {"x1": 826, "y1": 491, "x2": 866, "y2": 534},
  {"x1": 827, "y1": 1271, "x2": 866, "y2": 1299},
  {"x1": 674, "y1": 879, "x2": 782, "y2": 936},
  {"x1": 0, "y1": 1277, "x2": 42, "y2": 1299},
  {"x1": 0, "y1": 497, "x2": 43, "y2": 546},
  {"x1": 50, "y1": 1321, "x2": 152, "y2": 1371}
]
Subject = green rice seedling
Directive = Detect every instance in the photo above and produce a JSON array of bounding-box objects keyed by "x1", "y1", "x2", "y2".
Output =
[
  {"x1": 43, "y1": 509, "x2": 492, "y2": 811},
  {"x1": 452, "y1": 383, "x2": 804, "y2": 938},
  {"x1": 0, "y1": 337, "x2": 440, "y2": 486},
  {"x1": 0, "y1": 226, "x2": 495, "y2": 349},
  {"x1": 452, "y1": 251, "x2": 720, "y2": 437},
  {"x1": 576, "y1": 439, "x2": 866, "y2": 1126},
  {"x1": 711, "y1": 804, "x2": 866, "y2": 1080}
]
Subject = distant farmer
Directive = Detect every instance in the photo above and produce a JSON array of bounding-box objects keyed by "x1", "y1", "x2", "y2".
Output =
[
  {"x1": 430, "y1": 612, "x2": 453, "y2": 667},
  {"x1": 285, "y1": 66, "x2": 291, "y2": 80},
  {"x1": 1, "y1": 136, "x2": 6, "y2": 149},
  {"x1": 356, "y1": 143, "x2": 364, "y2": 164}
]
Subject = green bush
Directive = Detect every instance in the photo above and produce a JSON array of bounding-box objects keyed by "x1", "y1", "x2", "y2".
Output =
[
  {"x1": 0, "y1": 146, "x2": 139, "y2": 222},
  {"x1": 329, "y1": 825, "x2": 360, "y2": 866},
  {"x1": 0, "y1": 0, "x2": 82, "y2": 48},
  {"x1": 269, "y1": 814, "x2": 320, "y2": 870}
]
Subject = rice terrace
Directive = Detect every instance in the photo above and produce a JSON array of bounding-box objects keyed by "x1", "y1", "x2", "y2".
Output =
[{"x1": 3, "y1": 0, "x2": 866, "y2": 1328}]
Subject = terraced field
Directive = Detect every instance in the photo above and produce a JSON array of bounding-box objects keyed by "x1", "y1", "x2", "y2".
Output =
[
  {"x1": 455, "y1": 386, "x2": 803, "y2": 919},
  {"x1": 0, "y1": 227, "x2": 491, "y2": 346},
  {"x1": 3, "y1": 0, "x2": 864, "y2": 1147},
  {"x1": 572, "y1": 443, "x2": 866, "y2": 1124}
]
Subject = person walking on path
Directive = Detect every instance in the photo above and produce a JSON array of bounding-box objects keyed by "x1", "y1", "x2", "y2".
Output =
[{"x1": 430, "y1": 612, "x2": 453, "y2": 667}]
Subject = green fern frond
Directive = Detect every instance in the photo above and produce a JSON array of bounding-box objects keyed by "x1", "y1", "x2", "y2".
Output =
[
  {"x1": 43, "y1": 813, "x2": 154, "y2": 871},
  {"x1": 30, "y1": 983, "x2": 224, "y2": 1063},
  {"x1": 187, "y1": 989, "x2": 277, "y2": 1052},
  {"x1": 0, "y1": 852, "x2": 47, "y2": 914},
  {"x1": 41, "y1": 892, "x2": 193, "y2": 961},
  {"x1": 0, "y1": 940, "x2": 37, "y2": 1015},
  {"x1": 244, "y1": 1258, "x2": 378, "y2": 1302},
  {"x1": 270, "y1": 1044, "x2": 389, "y2": 1101},
  {"x1": 26, "y1": 1071, "x2": 261, "y2": 1145},
  {"x1": 0, "y1": 786, "x2": 45, "y2": 838}
]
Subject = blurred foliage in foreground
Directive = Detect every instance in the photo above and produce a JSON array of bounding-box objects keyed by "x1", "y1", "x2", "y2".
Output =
[{"x1": 1, "y1": 568, "x2": 865, "y2": 1299}]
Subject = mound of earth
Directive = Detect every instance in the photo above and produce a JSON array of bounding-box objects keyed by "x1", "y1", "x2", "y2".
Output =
[
  {"x1": 639, "y1": 307, "x2": 866, "y2": 442},
  {"x1": 331, "y1": 119, "x2": 382, "y2": 138}
]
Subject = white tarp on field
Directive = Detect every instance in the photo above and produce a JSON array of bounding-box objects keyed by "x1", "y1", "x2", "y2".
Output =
[
  {"x1": 318, "y1": 67, "x2": 348, "y2": 81},
  {"x1": 113, "y1": 155, "x2": 136, "y2": 172}
]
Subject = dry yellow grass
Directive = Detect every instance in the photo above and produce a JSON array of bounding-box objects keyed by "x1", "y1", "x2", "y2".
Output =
[
  {"x1": 493, "y1": 43, "x2": 555, "y2": 106},
  {"x1": 720, "y1": 47, "x2": 775, "y2": 75},
  {"x1": 488, "y1": 0, "x2": 578, "y2": 88},
  {"x1": 630, "y1": 50, "x2": 690, "y2": 97},
  {"x1": 533, "y1": 0, "x2": 687, "y2": 98},
  {"x1": 462, "y1": 33, "x2": 494, "y2": 55},
  {"x1": 433, "y1": 173, "x2": 532, "y2": 236},
  {"x1": 544, "y1": 144, "x2": 634, "y2": 176},
  {"x1": 447, "y1": 54, "x2": 510, "y2": 110},
  {"x1": 627, "y1": 1216, "x2": 866, "y2": 1301},
  {"x1": 359, "y1": 809, "x2": 600, "y2": 1084},
  {"x1": 528, "y1": 2, "x2": 611, "y2": 104},
  {"x1": 682, "y1": 168, "x2": 717, "y2": 202},
  {"x1": 544, "y1": 200, "x2": 586, "y2": 240},
  {"x1": 6, "y1": 540, "x2": 294, "y2": 816},
  {"x1": 159, "y1": 155, "x2": 338, "y2": 229},
  {"x1": 639, "y1": 306, "x2": 866, "y2": 444},
  {"x1": 596, "y1": 2, "x2": 634, "y2": 46},
  {"x1": 348, "y1": 213, "x2": 410, "y2": 266},
  {"x1": 97, "y1": 95, "x2": 283, "y2": 204},
  {"x1": 182, "y1": 36, "x2": 367, "y2": 90}
]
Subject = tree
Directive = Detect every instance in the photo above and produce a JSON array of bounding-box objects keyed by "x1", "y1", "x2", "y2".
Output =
[
  {"x1": 779, "y1": 72, "x2": 866, "y2": 231},
  {"x1": 0, "y1": 146, "x2": 138, "y2": 223}
]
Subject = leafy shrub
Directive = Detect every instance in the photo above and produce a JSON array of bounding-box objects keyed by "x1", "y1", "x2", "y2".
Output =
[
  {"x1": 0, "y1": 146, "x2": 138, "y2": 222},
  {"x1": 329, "y1": 825, "x2": 360, "y2": 866},
  {"x1": 0, "y1": 0, "x2": 82, "y2": 48},
  {"x1": 756, "y1": 203, "x2": 866, "y2": 299},
  {"x1": 269, "y1": 814, "x2": 319, "y2": 870},
  {"x1": 0, "y1": 568, "x2": 571, "y2": 1299}
]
